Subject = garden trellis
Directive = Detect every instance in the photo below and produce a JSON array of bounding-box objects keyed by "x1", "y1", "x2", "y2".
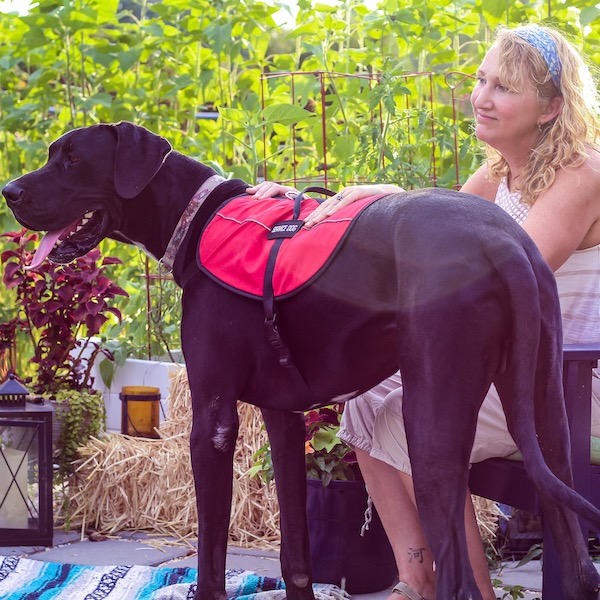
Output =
[{"x1": 0, "y1": 0, "x2": 597, "y2": 373}]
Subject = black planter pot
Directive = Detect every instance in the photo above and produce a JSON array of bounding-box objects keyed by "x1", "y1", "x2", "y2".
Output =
[{"x1": 306, "y1": 478, "x2": 397, "y2": 594}]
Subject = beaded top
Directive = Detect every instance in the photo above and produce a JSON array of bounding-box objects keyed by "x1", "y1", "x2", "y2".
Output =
[{"x1": 494, "y1": 177, "x2": 530, "y2": 225}]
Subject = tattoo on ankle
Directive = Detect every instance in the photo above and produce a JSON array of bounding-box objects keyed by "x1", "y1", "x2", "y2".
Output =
[{"x1": 407, "y1": 547, "x2": 426, "y2": 564}]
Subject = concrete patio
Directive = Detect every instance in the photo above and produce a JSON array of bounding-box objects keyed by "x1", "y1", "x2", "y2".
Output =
[{"x1": 0, "y1": 528, "x2": 558, "y2": 599}]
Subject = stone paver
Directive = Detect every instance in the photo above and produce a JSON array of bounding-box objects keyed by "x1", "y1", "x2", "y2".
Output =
[{"x1": 4, "y1": 529, "x2": 592, "y2": 599}]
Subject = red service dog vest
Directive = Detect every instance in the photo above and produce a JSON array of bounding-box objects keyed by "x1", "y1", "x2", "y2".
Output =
[{"x1": 198, "y1": 194, "x2": 382, "y2": 299}]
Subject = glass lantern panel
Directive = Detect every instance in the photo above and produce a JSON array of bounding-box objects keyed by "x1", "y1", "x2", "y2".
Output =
[{"x1": 0, "y1": 421, "x2": 41, "y2": 530}]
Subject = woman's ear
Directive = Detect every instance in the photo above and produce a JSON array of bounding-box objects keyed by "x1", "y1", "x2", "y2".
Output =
[{"x1": 540, "y1": 95, "x2": 563, "y2": 126}]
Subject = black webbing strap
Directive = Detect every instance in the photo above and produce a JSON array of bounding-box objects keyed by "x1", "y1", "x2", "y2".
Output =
[{"x1": 263, "y1": 186, "x2": 336, "y2": 368}]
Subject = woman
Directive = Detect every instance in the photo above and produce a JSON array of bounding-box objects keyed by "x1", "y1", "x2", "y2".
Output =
[{"x1": 248, "y1": 25, "x2": 600, "y2": 600}]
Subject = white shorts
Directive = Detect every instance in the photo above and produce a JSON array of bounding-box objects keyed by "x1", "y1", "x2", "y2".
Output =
[{"x1": 339, "y1": 370, "x2": 600, "y2": 476}]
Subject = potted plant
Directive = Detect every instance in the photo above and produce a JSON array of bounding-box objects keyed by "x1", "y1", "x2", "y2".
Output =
[
  {"x1": 253, "y1": 403, "x2": 397, "y2": 594},
  {"x1": 0, "y1": 229, "x2": 128, "y2": 478}
]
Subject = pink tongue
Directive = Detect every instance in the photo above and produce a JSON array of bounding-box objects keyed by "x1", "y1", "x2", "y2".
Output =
[{"x1": 26, "y1": 227, "x2": 70, "y2": 271}]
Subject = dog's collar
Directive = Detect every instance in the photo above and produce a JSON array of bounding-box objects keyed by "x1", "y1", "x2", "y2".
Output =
[{"x1": 160, "y1": 174, "x2": 226, "y2": 272}]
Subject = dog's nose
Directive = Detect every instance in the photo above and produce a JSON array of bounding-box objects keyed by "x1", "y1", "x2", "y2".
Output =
[{"x1": 2, "y1": 181, "x2": 24, "y2": 206}]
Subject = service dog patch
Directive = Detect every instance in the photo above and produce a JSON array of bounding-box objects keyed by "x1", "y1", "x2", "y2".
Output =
[{"x1": 198, "y1": 194, "x2": 382, "y2": 299}]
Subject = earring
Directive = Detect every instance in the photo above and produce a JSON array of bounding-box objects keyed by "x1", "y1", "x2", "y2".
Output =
[{"x1": 537, "y1": 122, "x2": 543, "y2": 133}]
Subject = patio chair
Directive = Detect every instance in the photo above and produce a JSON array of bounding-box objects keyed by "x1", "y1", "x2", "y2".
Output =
[{"x1": 469, "y1": 343, "x2": 600, "y2": 600}]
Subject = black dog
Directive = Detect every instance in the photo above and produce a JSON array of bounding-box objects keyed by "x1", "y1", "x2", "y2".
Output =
[{"x1": 4, "y1": 122, "x2": 600, "y2": 600}]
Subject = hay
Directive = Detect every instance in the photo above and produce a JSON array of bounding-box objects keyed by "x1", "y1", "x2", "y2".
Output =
[
  {"x1": 64, "y1": 366, "x2": 499, "y2": 554},
  {"x1": 64, "y1": 367, "x2": 280, "y2": 548},
  {"x1": 473, "y1": 494, "x2": 504, "y2": 556}
]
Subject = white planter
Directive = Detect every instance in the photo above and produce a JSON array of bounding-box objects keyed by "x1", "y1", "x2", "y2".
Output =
[{"x1": 90, "y1": 357, "x2": 183, "y2": 433}]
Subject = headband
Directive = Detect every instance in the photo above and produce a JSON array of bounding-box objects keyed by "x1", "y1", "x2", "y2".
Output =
[{"x1": 514, "y1": 25, "x2": 562, "y2": 88}]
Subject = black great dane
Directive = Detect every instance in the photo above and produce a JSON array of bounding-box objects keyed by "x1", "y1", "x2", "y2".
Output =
[{"x1": 4, "y1": 122, "x2": 600, "y2": 600}]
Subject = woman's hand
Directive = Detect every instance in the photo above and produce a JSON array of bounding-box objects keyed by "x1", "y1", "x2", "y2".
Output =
[
  {"x1": 304, "y1": 184, "x2": 404, "y2": 228},
  {"x1": 246, "y1": 181, "x2": 299, "y2": 199}
]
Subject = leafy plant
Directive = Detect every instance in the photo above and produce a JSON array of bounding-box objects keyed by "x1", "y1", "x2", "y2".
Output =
[
  {"x1": 491, "y1": 542, "x2": 543, "y2": 599},
  {"x1": 304, "y1": 404, "x2": 361, "y2": 485},
  {"x1": 0, "y1": 229, "x2": 127, "y2": 394},
  {"x1": 0, "y1": 0, "x2": 597, "y2": 367},
  {"x1": 218, "y1": 102, "x2": 318, "y2": 181},
  {"x1": 52, "y1": 387, "x2": 106, "y2": 478},
  {"x1": 491, "y1": 579, "x2": 534, "y2": 600},
  {"x1": 0, "y1": 229, "x2": 127, "y2": 478},
  {"x1": 251, "y1": 403, "x2": 361, "y2": 487}
]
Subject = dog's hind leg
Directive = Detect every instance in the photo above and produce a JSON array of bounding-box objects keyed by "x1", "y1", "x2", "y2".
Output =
[
  {"x1": 397, "y1": 296, "x2": 502, "y2": 599},
  {"x1": 261, "y1": 408, "x2": 316, "y2": 600},
  {"x1": 401, "y1": 372, "x2": 488, "y2": 600}
]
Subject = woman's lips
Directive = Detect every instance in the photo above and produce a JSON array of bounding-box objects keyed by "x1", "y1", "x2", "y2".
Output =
[{"x1": 475, "y1": 112, "x2": 496, "y2": 123}]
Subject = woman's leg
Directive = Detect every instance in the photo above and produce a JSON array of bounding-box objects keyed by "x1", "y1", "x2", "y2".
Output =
[
  {"x1": 356, "y1": 449, "x2": 495, "y2": 600},
  {"x1": 465, "y1": 488, "x2": 496, "y2": 600},
  {"x1": 355, "y1": 448, "x2": 436, "y2": 600}
]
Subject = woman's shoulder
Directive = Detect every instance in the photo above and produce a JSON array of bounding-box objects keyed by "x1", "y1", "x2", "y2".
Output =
[
  {"x1": 583, "y1": 147, "x2": 600, "y2": 181},
  {"x1": 557, "y1": 148, "x2": 600, "y2": 196},
  {"x1": 546, "y1": 148, "x2": 600, "y2": 252},
  {"x1": 459, "y1": 163, "x2": 499, "y2": 201}
]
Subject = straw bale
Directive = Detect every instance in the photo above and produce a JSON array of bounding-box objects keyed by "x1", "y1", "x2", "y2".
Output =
[
  {"x1": 63, "y1": 367, "x2": 280, "y2": 549},
  {"x1": 473, "y1": 494, "x2": 504, "y2": 556},
  {"x1": 63, "y1": 367, "x2": 499, "y2": 553}
]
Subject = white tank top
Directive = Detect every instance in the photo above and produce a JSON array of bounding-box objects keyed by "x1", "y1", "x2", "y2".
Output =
[{"x1": 495, "y1": 177, "x2": 600, "y2": 344}]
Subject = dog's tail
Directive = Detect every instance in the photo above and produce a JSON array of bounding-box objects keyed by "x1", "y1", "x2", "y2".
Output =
[{"x1": 495, "y1": 239, "x2": 600, "y2": 529}]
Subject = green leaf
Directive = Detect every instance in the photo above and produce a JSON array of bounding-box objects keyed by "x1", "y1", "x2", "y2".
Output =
[
  {"x1": 313, "y1": 3, "x2": 338, "y2": 13},
  {"x1": 581, "y1": 6, "x2": 600, "y2": 28},
  {"x1": 218, "y1": 107, "x2": 246, "y2": 123},
  {"x1": 333, "y1": 134, "x2": 357, "y2": 161},
  {"x1": 262, "y1": 103, "x2": 316, "y2": 127},
  {"x1": 117, "y1": 48, "x2": 143, "y2": 72}
]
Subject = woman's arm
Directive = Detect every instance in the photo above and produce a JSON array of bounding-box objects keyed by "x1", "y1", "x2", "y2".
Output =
[
  {"x1": 521, "y1": 159, "x2": 600, "y2": 271},
  {"x1": 246, "y1": 181, "x2": 404, "y2": 228},
  {"x1": 303, "y1": 184, "x2": 404, "y2": 228},
  {"x1": 246, "y1": 181, "x2": 299, "y2": 198}
]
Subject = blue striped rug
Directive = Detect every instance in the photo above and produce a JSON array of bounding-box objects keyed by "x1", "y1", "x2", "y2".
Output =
[{"x1": 0, "y1": 557, "x2": 346, "y2": 600}]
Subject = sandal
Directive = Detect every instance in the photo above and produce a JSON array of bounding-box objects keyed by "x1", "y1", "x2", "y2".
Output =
[{"x1": 392, "y1": 582, "x2": 426, "y2": 600}]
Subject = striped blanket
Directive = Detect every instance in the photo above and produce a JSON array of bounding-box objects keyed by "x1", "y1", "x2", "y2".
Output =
[{"x1": 0, "y1": 557, "x2": 347, "y2": 600}]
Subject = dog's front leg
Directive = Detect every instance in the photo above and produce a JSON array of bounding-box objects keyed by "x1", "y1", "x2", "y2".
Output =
[
  {"x1": 262, "y1": 408, "x2": 316, "y2": 600},
  {"x1": 190, "y1": 397, "x2": 239, "y2": 600}
]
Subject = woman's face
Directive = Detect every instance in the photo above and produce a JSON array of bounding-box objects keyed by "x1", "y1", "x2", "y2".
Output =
[{"x1": 471, "y1": 45, "x2": 549, "y2": 156}]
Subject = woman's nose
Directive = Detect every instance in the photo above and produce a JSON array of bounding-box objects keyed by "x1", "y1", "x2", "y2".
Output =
[{"x1": 472, "y1": 84, "x2": 491, "y2": 109}]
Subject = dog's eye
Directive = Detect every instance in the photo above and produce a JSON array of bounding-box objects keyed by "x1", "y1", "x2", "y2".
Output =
[{"x1": 67, "y1": 154, "x2": 80, "y2": 164}]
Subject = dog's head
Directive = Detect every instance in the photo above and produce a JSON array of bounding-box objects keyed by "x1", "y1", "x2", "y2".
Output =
[{"x1": 2, "y1": 121, "x2": 171, "y2": 268}]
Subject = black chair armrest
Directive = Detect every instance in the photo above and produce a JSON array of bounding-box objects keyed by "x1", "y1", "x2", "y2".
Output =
[
  {"x1": 562, "y1": 343, "x2": 600, "y2": 361},
  {"x1": 562, "y1": 343, "x2": 600, "y2": 498}
]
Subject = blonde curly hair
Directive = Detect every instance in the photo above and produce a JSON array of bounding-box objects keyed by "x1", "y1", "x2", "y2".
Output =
[{"x1": 485, "y1": 25, "x2": 600, "y2": 205}]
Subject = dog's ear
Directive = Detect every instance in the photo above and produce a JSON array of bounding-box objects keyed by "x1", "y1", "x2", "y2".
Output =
[{"x1": 112, "y1": 121, "x2": 172, "y2": 199}]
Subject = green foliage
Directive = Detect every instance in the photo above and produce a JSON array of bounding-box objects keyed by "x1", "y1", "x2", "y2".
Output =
[
  {"x1": 1, "y1": 230, "x2": 126, "y2": 392},
  {"x1": 251, "y1": 404, "x2": 361, "y2": 487},
  {"x1": 491, "y1": 543, "x2": 544, "y2": 599},
  {"x1": 491, "y1": 579, "x2": 531, "y2": 599},
  {"x1": 52, "y1": 387, "x2": 106, "y2": 478},
  {"x1": 0, "y1": 0, "x2": 598, "y2": 367}
]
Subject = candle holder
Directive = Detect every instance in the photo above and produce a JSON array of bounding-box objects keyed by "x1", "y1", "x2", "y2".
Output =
[{"x1": 120, "y1": 386, "x2": 161, "y2": 439}]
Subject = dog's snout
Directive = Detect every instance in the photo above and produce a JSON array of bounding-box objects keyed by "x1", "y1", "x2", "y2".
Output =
[{"x1": 2, "y1": 181, "x2": 24, "y2": 206}]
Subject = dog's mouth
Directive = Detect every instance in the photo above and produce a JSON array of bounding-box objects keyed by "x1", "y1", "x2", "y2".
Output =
[{"x1": 27, "y1": 210, "x2": 109, "y2": 270}]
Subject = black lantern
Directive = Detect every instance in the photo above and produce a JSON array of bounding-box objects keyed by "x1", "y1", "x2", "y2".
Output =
[
  {"x1": 0, "y1": 377, "x2": 54, "y2": 546},
  {"x1": 0, "y1": 373, "x2": 28, "y2": 407}
]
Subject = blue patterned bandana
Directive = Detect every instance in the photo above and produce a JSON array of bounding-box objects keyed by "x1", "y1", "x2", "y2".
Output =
[{"x1": 514, "y1": 25, "x2": 562, "y2": 88}]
